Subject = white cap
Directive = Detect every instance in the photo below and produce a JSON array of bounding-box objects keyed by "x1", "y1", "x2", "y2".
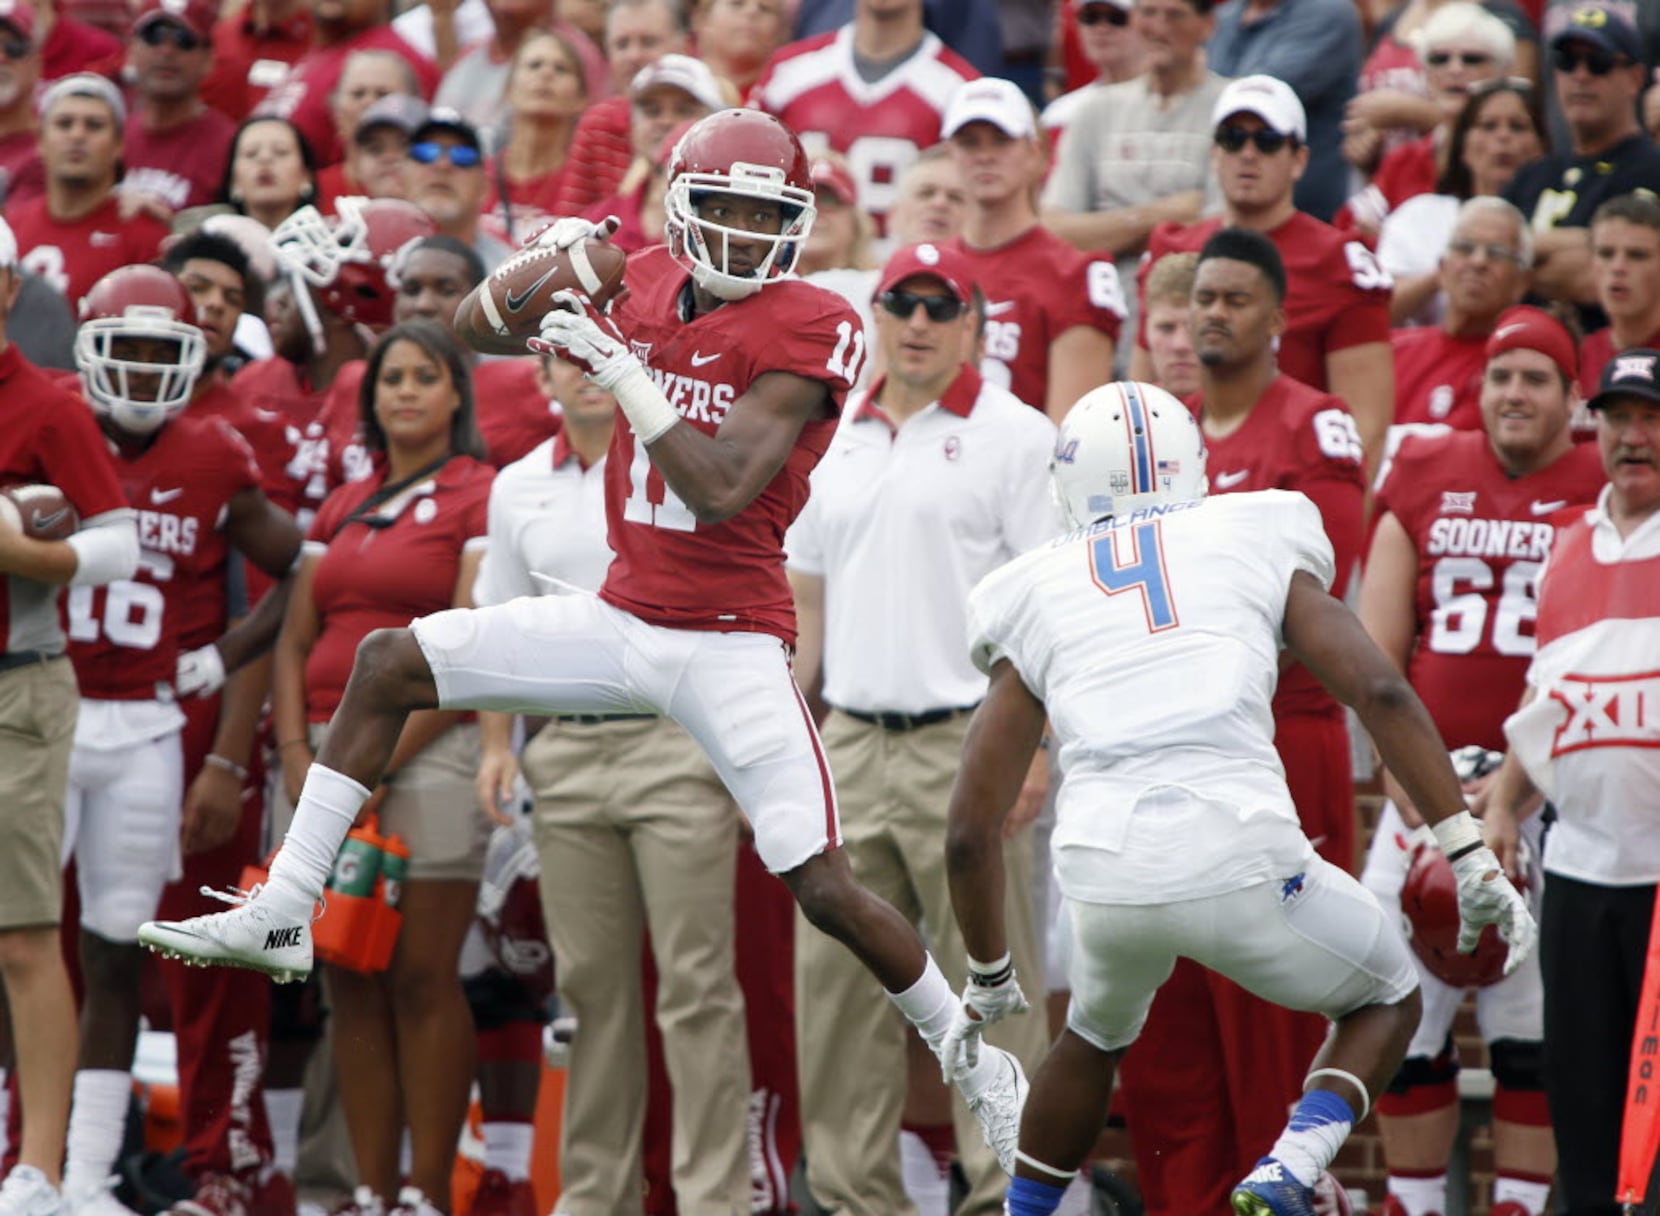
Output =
[
  {"x1": 0, "y1": 217, "x2": 16, "y2": 269},
  {"x1": 1210, "y1": 74, "x2": 1306, "y2": 142},
  {"x1": 630, "y1": 54, "x2": 726, "y2": 114},
  {"x1": 942, "y1": 77, "x2": 1036, "y2": 140}
]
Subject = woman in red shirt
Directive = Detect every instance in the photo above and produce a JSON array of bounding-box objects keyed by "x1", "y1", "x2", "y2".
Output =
[
  {"x1": 480, "y1": 29, "x2": 588, "y2": 247},
  {"x1": 271, "y1": 319, "x2": 496, "y2": 1216}
]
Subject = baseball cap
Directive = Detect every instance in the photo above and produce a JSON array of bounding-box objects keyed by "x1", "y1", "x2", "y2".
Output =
[
  {"x1": 810, "y1": 157, "x2": 857, "y2": 206},
  {"x1": 0, "y1": 0, "x2": 34, "y2": 45},
  {"x1": 874, "y1": 241, "x2": 978, "y2": 304},
  {"x1": 1485, "y1": 305, "x2": 1578, "y2": 381},
  {"x1": 356, "y1": 93, "x2": 427, "y2": 143},
  {"x1": 1211, "y1": 74, "x2": 1307, "y2": 142},
  {"x1": 1550, "y1": 3, "x2": 1645, "y2": 62},
  {"x1": 942, "y1": 77, "x2": 1037, "y2": 140},
  {"x1": 412, "y1": 106, "x2": 482, "y2": 151},
  {"x1": 133, "y1": 0, "x2": 216, "y2": 40},
  {"x1": 1588, "y1": 346, "x2": 1660, "y2": 409},
  {"x1": 629, "y1": 54, "x2": 726, "y2": 113},
  {"x1": 0, "y1": 217, "x2": 17, "y2": 270},
  {"x1": 38, "y1": 73, "x2": 126, "y2": 132}
]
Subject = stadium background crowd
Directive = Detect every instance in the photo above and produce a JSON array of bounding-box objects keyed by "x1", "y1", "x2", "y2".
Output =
[{"x1": 0, "y1": 0, "x2": 1656, "y2": 1213}]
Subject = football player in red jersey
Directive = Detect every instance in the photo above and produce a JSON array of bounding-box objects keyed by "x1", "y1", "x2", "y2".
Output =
[
  {"x1": 1131, "y1": 74, "x2": 1395, "y2": 474},
  {"x1": 1391, "y1": 198, "x2": 1532, "y2": 433},
  {"x1": 141, "y1": 108, "x2": 1032, "y2": 1173},
  {"x1": 1355, "y1": 308, "x2": 1602, "y2": 1216},
  {"x1": 58, "y1": 267, "x2": 302, "y2": 1216},
  {"x1": 944, "y1": 77, "x2": 1124, "y2": 421},
  {"x1": 1113, "y1": 227, "x2": 1368, "y2": 1216}
]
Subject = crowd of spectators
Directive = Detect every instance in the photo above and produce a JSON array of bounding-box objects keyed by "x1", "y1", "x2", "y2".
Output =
[{"x1": 0, "y1": 0, "x2": 1656, "y2": 1214}]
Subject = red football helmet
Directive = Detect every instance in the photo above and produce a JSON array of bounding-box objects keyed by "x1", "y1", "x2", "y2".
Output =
[
  {"x1": 1402, "y1": 834, "x2": 1532, "y2": 989},
  {"x1": 664, "y1": 109, "x2": 817, "y2": 301},
  {"x1": 270, "y1": 197, "x2": 437, "y2": 329},
  {"x1": 75, "y1": 265, "x2": 206, "y2": 435}
]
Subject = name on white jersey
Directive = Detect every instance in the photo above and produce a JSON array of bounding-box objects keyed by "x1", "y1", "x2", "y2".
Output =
[
  {"x1": 1425, "y1": 517, "x2": 1553, "y2": 561},
  {"x1": 138, "y1": 509, "x2": 200, "y2": 557},
  {"x1": 646, "y1": 366, "x2": 736, "y2": 425}
]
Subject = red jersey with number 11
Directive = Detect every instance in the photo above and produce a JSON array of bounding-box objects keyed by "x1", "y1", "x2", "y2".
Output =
[{"x1": 601, "y1": 246, "x2": 862, "y2": 645}]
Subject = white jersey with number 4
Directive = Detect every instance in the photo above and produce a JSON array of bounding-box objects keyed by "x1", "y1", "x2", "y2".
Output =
[{"x1": 967, "y1": 489, "x2": 1336, "y2": 903}]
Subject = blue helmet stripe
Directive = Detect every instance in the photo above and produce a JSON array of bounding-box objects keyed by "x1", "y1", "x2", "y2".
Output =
[{"x1": 1123, "y1": 381, "x2": 1153, "y2": 493}]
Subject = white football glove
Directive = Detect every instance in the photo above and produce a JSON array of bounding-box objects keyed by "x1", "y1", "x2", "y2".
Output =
[
  {"x1": 939, "y1": 961, "x2": 1030, "y2": 1082},
  {"x1": 175, "y1": 643, "x2": 227, "y2": 698},
  {"x1": 1450, "y1": 843, "x2": 1537, "y2": 976},
  {"x1": 530, "y1": 214, "x2": 620, "y2": 252},
  {"x1": 531, "y1": 290, "x2": 635, "y2": 387}
]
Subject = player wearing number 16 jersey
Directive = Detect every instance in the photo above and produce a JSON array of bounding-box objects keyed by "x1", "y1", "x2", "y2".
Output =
[{"x1": 140, "y1": 108, "x2": 1033, "y2": 1174}]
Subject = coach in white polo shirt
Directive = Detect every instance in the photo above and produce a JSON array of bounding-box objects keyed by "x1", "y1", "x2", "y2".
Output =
[
  {"x1": 471, "y1": 358, "x2": 753, "y2": 1216},
  {"x1": 786, "y1": 241, "x2": 1058, "y2": 1216}
]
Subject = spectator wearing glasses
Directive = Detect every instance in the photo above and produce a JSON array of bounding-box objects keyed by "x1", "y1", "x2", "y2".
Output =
[
  {"x1": 406, "y1": 108, "x2": 510, "y2": 273},
  {"x1": 123, "y1": 0, "x2": 238, "y2": 214},
  {"x1": 1133, "y1": 75, "x2": 1396, "y2": 474},
  {"x1": 1039, "y1": 0, "x2": 1146, "y2": 138},
  {"x1": 0, "y1": 0, "x2": 42, "y2": 206},
  {"x1": 1580, "y1": 192, "x2": 1660, "y2": 395},
  {"x1": 1379, "y1": 78, "x2": 1545, "y2": 325},
  {"x1": 1505, "y1": 4, "x2": 1660, "y2": 312}
]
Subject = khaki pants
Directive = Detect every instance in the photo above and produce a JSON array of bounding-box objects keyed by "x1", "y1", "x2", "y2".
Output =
[
  {"x1": 0, "y1": 656, "x2": 77, "y2": 929},
  {"x1": 797, "y1": 711, "x2": 1049, "y2": 1216},
  {"x1": 521, "y1": 716, "x2": 751, "y2": 1216}
]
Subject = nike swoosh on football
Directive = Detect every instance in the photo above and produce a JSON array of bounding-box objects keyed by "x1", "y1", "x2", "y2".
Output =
[
  {"x1": 504, "y1": 263, "x2": 563, "y2": 313},
  {"x1": 1214, "y1": 470, "x2": 1249, "y2": 488},
  {"x1": 152, "y1": 487, "x2": 185, "y2": 503},
  {"x1": 1530, "y1": 499, "x2": 1567, "y2": 514},
  {"x1": 689, "y1": 351, "x2": 722, "y2": 367},
  {"x1": 30, "y1": 508, "x2": 69, "y2": 530}
]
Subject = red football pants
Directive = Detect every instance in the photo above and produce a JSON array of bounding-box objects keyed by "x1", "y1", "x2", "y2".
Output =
[
  {"x1": 153, "y1": 697, "x2": 274, "y2": 1178},
  {"x1": 1117, "y1": 711, "x2": 1353, "y2": 1215}
]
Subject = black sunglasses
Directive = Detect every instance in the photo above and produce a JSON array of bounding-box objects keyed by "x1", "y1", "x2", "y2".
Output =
[
  {"x1": 410, "y1": 140, "x2": 483, "y2": 168},
  {"x1": 1213, "y1": 126, "x2": 1297, "y2": 154},
  {"x1": 0, "y1": 32, "x2": 27, "y2": 59},
  {"x1": 877, "y1": 290, "x2": 967, "y2": 323},
  {"x1": 1425, "y1": 49, "x2": 1493, "y2": 67},
  {"x1": 1552, "y1": 43, "x2": 1629, "y2": 75},
  {"x1": 1078, "y1": 5, "x2": 1130, "y2": 26},
  {"x1": 137, "y1": 21, "x2": 202, "y2": 50}
]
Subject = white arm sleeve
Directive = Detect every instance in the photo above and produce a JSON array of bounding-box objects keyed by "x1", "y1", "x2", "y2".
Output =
[{"x1": 67, "y1": 510, "x2": 139, "y2": 587}]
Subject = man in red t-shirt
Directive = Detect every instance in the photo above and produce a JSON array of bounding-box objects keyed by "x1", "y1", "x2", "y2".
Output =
[
  {"x1": 1391, "y1": 197, "x2": 1531, "y2": 433},
  {"x1": 750, "y1": 0, "x2": 976, "y2": 236},
  {"x1": 200, "y1": 0, "x2": 312, "y2": 122},
  {"x1": 121, "y1": 0, "x2": 237, "y2": 213},
  {"x1": 1579, "y1": 192, "x2": 1660, "y2": 398},
  {"x1": 141, "y1": 110, "x2": 1032, "y2": 1180},
  {"x1": 1115, "y1": 227, "x2": 1368, "y2": 1216},
  {"x1": 0, "y1": 0, "x2": 44, "y2": 206},
  {"x1": 944, "y1": 77, "x2": 1123, "y2": 420},
  {"x1": 1132, "y1": 74, "x2": 1395, "y2": 475},
  {"x1": 7, "y1": 74, "x2": 168, "y2": 312}
]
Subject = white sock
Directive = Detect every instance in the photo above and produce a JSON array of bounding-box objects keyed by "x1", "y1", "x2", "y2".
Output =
[
  {"x1": 898, "y1": 1130, "x2": 949, "y2": 1216},
  {"x1": 886, "y1": 955, "x2": 956, "y2": 1048},
  {"x1": 1386, "y1": 1173, "x2": 1448, "y2": 1216},
  {"x1": 264, "y1": 766, "x2": 369, "y2": 919},
  {"x1": 1056, "y1": 1174, "x2": 1094, "y2": 1216},
  {"x1": 482, "y1": 1122, "x2": 534, "y2": 1182},
  {"x1": 264, "y1": 1088, "x2": 304, "y2": 1175},
  {"x1": 64, "y1": 1069, "x2": 132, "y2": 1195},
  {"x1": 1492, "y1": 1175, "x2": 1550, "y2": 1215}
]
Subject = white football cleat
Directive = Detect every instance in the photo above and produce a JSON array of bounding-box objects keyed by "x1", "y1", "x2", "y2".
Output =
[
  {"x1": 0, "y1": 1167, "x2": 66, "y2": 1216},
  {"x1": 959, "y1": 1044, "x2": 1028, "y2": 1174},
  {"x1": 138, "y1": 886, "x2": 313, "y2": 983}
]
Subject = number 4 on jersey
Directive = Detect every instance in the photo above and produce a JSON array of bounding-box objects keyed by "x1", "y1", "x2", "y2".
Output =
[{"x1": 1089, "y1": 521, "x2": 1179, "y2": 632}]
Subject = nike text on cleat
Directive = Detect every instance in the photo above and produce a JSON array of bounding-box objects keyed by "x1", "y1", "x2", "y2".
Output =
[
  {"x1": 960, "y1": 1045, "x2": 1028, "y2": 1174},
  {"x1": 138, "y1": 886, "x2": 314, "y2": 983},
  {"x1": 1231, "y1": 1157, "x2": 1318, "y2": 1216}
]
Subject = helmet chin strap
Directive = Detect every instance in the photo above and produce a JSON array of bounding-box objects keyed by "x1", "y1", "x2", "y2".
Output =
[{"x1": 693, "y1": 263, "x2": 763, "y2": 301}]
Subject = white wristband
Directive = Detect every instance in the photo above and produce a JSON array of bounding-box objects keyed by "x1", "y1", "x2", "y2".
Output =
[
  {"x1": 608, "y1": 363, "x2": 680, "y2": 445},
  {"x1": 1431, "y1": 809, "x2": 1483, "y2": 858}
]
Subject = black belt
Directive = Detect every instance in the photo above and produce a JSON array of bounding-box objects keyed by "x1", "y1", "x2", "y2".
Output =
[
  {"x1": 838, "y1": 705, "x2": 978, "y2": 732},
  {"x1": 555, "y1": 713, "x2": 658, "y2": 725},
  {"x1": 0, "y1": 651, "x2": 59, "y2": 674}
]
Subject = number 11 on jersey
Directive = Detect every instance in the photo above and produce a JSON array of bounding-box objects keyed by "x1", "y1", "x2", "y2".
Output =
[{"x1": 1089, "y1": 521, "x2": 1179, "y2": 632}]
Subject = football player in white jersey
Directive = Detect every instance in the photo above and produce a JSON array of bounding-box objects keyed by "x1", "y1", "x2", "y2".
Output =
[{"x1": 938, "y1": 381, "x2": 1538, "y2": 1216}]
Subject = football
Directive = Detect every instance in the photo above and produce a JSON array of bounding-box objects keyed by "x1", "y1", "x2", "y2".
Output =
[
  {"x1": 0, "y1": 484, "x2": 79, "y2": 540},
  {"x1": 457, "y1": 236, "x2": 630, "y2": 353}
]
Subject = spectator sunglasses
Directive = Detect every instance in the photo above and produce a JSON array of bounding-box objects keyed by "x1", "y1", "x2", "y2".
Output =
[
  {"x1": 137, "y1": 22, "x2": 203, "y2": 50},
  {"x1": 1213, "y1": 126, "x2": 1298, "y2": 154},
  {"x1": 0, "y1": 31, "x2": 25, "y2": 58},
  {"x1": 1424, "y1": 49, "x2": 1494, "y2": 67},
  {"x1": 1552, "y1": 43, "x2": 1631, "y2": 74},
  {"x1": 877, "y1": 290, "x2": 968, "y2": 322},
  {"x1": 1078, "y1": 5, "x2": 1130, "y2": 25},
  {"x1": 410, "y1": 141, "x2": 483, "y2": 168}
]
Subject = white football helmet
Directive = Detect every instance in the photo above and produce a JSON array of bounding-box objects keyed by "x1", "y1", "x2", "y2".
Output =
[
  {"x1": 75, "y1": 266, "x2": 207, "y2": 436},
  {"x1": 1050, "y1": 381, "x2": 1208, "y2": 527}
]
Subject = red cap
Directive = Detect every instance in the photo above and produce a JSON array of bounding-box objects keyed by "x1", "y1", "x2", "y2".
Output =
[
  {"x1": 0, "y1": 0, "x2": 34, "y2": 43},
  {"x1": 133, "y1": 0, "x2": 216, "y2": 39},
  {"x1": 874, "y1": 242, "x2": 978, "y2": 304},
  {"x1": 810, "y1": 157, "x2": 857, "y2": 206},
  {"x1": 1484, "y1": 305, "x2": 1578, "y2": 380}
]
